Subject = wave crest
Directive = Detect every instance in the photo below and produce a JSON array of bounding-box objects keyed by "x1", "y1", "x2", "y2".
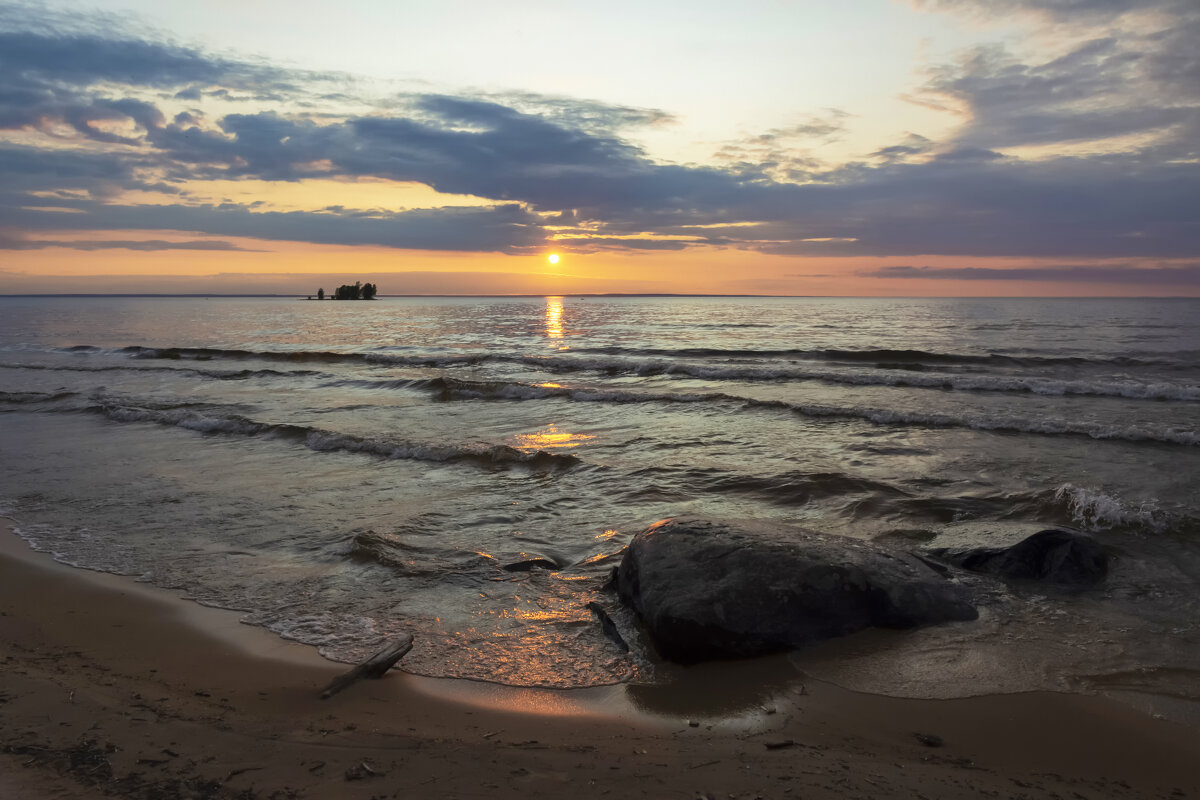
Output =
[
  {"x1": 1052, "y1": 484, "x2": 1173, "y2": 534},
  {"x1": 88, "y1": 403, "x2": 581, "y2": 470}
]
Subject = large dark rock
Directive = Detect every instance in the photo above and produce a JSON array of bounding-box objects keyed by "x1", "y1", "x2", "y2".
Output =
[
  {"x1": 925, "y1": 529, "x2": 1107, "y2": 586},
  {"x1": 615, "y1": 517, "x2": 978, "y2": 663}
]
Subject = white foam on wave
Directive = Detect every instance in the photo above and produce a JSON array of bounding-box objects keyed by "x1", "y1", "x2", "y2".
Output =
[{"x1": 1053, "y1": 483, "x2": 1171, "y2": 533}]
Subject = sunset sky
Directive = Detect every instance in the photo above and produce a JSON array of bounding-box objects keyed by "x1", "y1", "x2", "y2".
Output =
[{"x1": 1, "y1": 0, "x2": 1197, "y2": 295}]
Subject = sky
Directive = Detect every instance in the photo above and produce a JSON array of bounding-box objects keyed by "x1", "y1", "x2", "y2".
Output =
[{"x1": 1, "y1": 0, "x2": 1197, "y2": 296}]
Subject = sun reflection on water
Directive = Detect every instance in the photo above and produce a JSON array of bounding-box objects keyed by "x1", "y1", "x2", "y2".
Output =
[
  {"x1": 432, "y1": 576, "x2": 620, "y2": 689},
  {"x1": 509, "y1": 424, "x2": 595, "y2": 451},
  {"x1": 544, "y1": 295, "x2": 566, "y2": 347}
]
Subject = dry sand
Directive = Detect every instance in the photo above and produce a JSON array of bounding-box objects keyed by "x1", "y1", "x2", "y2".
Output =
[{"x1": 2, "y1": 519, "x2": 1197, "y2": 799}]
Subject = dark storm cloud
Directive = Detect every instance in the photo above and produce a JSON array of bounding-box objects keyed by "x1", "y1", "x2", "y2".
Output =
[
  {"x1": 1, "y1": 0, "x2": 1198, "y2": 265},
  {"x1": 861, "y1": 264, "x2": 1200, "y2": 285}
]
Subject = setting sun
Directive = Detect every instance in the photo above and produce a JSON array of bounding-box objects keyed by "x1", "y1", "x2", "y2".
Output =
[{"x1": 547, "y1": 253, "x2": 560, "y2": 265}]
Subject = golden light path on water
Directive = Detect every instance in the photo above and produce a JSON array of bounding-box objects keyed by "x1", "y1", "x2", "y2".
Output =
[
  {"x1": 508, "y1": 424, "x2": 596, "y2": 451},
  {"x1": 544, "y1": 295, "x2": 565, "y2": 344}
]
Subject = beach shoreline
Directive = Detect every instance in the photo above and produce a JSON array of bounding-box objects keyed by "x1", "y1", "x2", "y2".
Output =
[{"x1": 2, "y1": 519, "x2": 1198, "y2": 799}]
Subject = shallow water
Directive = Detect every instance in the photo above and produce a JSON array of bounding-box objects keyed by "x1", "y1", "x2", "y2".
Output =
[{"x1": 1, "y1": 295, "x2": 1197, "y2": 698}]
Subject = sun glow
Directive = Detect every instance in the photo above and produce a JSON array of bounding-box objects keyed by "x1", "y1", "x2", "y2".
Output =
[{"x1": 547, "y1": 253, "x2": 560, "y2": 265}]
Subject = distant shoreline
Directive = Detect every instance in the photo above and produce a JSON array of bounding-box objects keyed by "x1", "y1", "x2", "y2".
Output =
[
  {"x1": 2, "y1": 292, "x2": 775, "y2": 298},
  {"x1": 2, "y1": 293, "x2": 1196, "y2": 300}
]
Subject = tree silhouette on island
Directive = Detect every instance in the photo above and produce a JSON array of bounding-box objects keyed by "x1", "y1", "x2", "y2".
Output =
[{"x1": 312, "y1": 282, "x2": 378, "y2": 300}]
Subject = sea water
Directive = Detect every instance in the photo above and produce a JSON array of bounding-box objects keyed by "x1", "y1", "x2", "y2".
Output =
[{"x1": 0, "y1": 295, "x2": 1197, "y2": 699}]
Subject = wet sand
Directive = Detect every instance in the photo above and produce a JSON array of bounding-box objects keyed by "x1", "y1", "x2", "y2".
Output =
[{"x1": 2, "y1": 520, "x2": 1198, "y2": 799}]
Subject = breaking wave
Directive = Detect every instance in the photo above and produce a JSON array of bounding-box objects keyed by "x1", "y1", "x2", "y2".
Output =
[{"x1": 1052, "y1": 484, "x2": 1175, "y2": 534}]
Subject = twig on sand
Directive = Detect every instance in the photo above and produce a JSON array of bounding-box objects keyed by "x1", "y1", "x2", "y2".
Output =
[{"x1": 319, "y1": 634, "x2": 414, "y2": 699}]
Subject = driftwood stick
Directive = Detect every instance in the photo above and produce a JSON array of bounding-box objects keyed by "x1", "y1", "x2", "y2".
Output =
[{"x1": 319, "y1": 634, "x2": 414, "y2": 699}]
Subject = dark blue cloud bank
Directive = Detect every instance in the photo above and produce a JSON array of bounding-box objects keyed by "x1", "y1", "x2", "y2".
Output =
[{"x1": 1, "y1": 0, "x2": 1198, "y2": 286}]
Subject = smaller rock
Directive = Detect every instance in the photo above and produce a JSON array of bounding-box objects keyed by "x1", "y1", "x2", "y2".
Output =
[
  {"x1": 502, "y1": 558, "x2": 560, "y2": 572},
  {"x1": 914, "y1": 732, "x2": 944, "y2": 748},
  {"x1": 926, "y1": 529, "x2": 1107, "y2": 586},
  {"x1": 763, "y1": 740, "x2": 797, "y2": 750}
]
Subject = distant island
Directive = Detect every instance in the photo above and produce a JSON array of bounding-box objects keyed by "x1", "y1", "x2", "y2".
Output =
[{"x1": 309, "y1": 282, "x2": 377, "y2": 300}]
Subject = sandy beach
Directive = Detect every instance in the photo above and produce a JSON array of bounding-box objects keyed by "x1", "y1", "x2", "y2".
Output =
[{"x1": 1, "y1": 521, "x2": 1197, "y2": 799}]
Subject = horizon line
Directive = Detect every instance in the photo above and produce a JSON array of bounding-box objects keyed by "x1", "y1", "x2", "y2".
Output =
[{"x1": 1, "y1": 293, "x2": 1197, "y2": 300}]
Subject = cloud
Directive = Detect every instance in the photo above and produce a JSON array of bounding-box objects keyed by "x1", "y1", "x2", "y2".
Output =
[
  {"x1": 0, "y1": 29, "x2": 232, "y2": 89},
  {"x1": 859, "y1": 263, "x2": 1200, "y2": 285},
  {"x1": 6, "y1": 201, "x2": 548, "y2": 253},
  {"x1": 0, "y1": 4, "x2": 332, "y2": 90},
  {"x1": 915, "y1": 0, "x2": 1174, "y2": 22},
  {"x1": 0, "y1": 0, "x2": 1197, "y2": 272},
  {"x1": 712, "y1": 110, "x2": 850, "y2": 181},
  {"x1": 548, "y1": 237, "x2": 696, "y2": 252},
  {"x1": 913, "y1": 1, "x2": 1200, "y2": 158},
  {"x1": 0, "y1": 237, "x2": 257, "y2": 251},
  {"x1": 871, "y1": 133, "x2": 934, "y2": 163},
  {"x1": 0, "y1": 11, "x2": 341, "y2": 148},
  {"x1": 476, "y1": 91, "x2": 677, "y2": 135}
]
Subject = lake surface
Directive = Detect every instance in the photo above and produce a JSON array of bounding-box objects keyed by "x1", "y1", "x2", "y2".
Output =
[{"x1": 1, "y1": 295, "x2": 1197, "y2": 700}]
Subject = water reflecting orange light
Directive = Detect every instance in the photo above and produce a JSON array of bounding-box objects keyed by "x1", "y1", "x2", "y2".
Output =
[
  {"x1": 544, "y1": 295, "x2": 565, "y2": 344},
  {"x1": 509, "y1": 424, "x2": 596, "y2": 451}
]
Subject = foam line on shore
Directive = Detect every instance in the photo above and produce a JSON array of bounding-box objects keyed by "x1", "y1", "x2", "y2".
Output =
[{"x1": 0, "y1": 519, "x2": 654, "y2": 723}]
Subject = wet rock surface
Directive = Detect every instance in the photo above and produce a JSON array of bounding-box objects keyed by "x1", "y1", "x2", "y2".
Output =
[
  {"x1": 925, "y1": 528, "x2": 1108, "y2": 587},
  {"x1": 616, "y1": 517, "x2": 978, "y2": 663}
]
